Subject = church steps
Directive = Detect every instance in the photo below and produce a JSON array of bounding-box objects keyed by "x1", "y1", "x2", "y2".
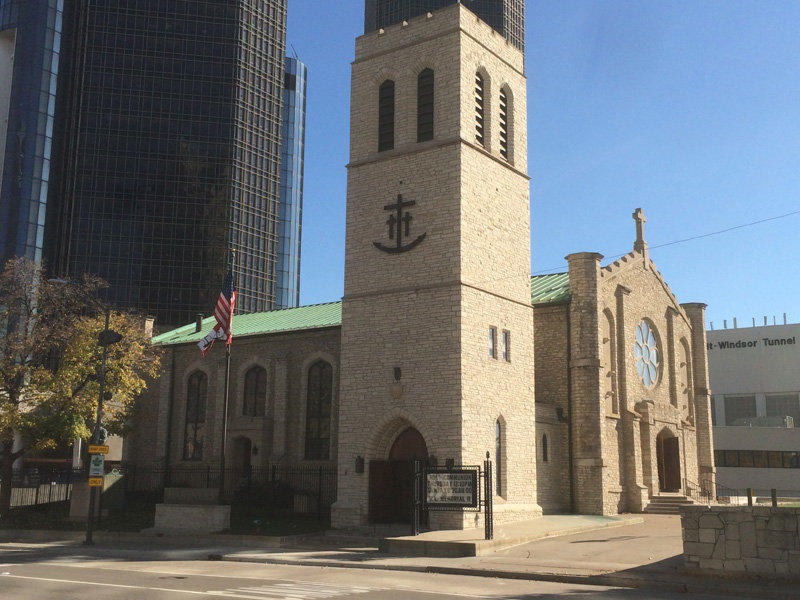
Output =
[{"x1": 643, "y1": 494, "x2": 701, "y2": 514}]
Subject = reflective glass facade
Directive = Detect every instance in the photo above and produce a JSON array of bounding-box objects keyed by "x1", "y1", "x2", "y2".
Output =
[
  {"x1": 48, "y1": 1, "x2": 289, "y2": 329},
  {"x1": 364, "y1": 0, "x2": 524, "y2": 52},
  {"x1": 276, "y1": 57, "x2": 307, "y2": 309},
  {"x1": 0, "y1": 0, "x2": 64, "y2": 264}
]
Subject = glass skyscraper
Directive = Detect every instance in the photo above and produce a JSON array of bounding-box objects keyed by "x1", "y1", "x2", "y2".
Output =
[
  {"x1": 276, "y1": 57, "x2": 307, "y2": 309},
  {"x1": 364, "y1": 0, "x2": 524, "y2": 51},
  {"x1": 0, "y1": 0, "x2": 64, "y2": 264},
  {"x1": 41, "y1": 0, "x2": 303, "y2": 329}
]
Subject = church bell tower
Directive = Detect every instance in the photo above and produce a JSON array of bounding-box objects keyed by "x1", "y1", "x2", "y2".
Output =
[{"x1": 333, "y1": 3, "x2": 540, "y2": 529}]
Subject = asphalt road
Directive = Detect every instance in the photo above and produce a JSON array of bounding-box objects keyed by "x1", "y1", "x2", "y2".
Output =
[{"x1": 0, "y1": 548, "x2": 728, "y2": 600}]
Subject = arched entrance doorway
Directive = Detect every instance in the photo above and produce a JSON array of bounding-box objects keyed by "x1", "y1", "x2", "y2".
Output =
[
  {"x1": 368, "y1": 427, "x2": 428, "y2": 524},
  {"x1": 656, "y1": 429, "x2": 681, "y2": 492}
]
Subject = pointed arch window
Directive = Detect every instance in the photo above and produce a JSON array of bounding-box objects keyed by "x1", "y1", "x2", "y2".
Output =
[
  {"x1": 183, "y1": 371, "x2": 207, "y2": 460},
  {"x1": 603, "y1": 310, "x2": 618, "y2": 414},
  {"x1": 499, "y1": 86, "x2": 510, "y2": 161},
  {"x1": 475, "y1": 72, "x2": 485, "y2": 146},
  {"x1": 679, "y1": 339, "x2": 694, "y2": 419},
  {"x1": 417, "y1": 68, "x2": 434, "y2": 142},
  {"x1": 305, "y1": 360, "x2": 333, "y2": 460},
  {"x1": 378, "y1": 80, "x2": 395, "y2": 151},
  {"x1": 243, "y1": 365, "x2": 266, "y2": 417},
  {"x1": 495, "y1": 419, "x2": 503, "y2": 495}
]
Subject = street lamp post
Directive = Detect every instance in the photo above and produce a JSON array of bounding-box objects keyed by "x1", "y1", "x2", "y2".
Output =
[{"x1": 84, "y1": 310, "x2": 121, "y2": 545}]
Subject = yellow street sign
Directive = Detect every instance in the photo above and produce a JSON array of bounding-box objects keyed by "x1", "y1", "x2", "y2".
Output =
[
  {"x1": 88, "y1": 477, "x2": 104, "y2": 487},
  {"x1": 88, "y1": 445, "x2": 109, "y2": 455}
]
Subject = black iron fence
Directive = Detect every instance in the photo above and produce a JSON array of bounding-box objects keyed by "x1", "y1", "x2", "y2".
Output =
[
  {"x1": 123, "y1": 463, "x2": 338, "y2": 517},
  {"x1": 683, "y1": 478, "x2": 714, "y2": 504},
  {"x1": 2, "y1": 467, "x2": 83, "y2": 509},
  {"x1": 2, "y1": 463, "x2": 337, "y2": 518}
]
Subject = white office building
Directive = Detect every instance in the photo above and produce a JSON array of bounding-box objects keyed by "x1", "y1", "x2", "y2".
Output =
[{"x1": 708, "y1": 320, "x2": 800, "y2": 494}]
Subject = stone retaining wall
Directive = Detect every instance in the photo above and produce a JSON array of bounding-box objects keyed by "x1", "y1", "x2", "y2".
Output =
[{"x1": 681, "y1": 505, "x2": 800, "y2": 576}]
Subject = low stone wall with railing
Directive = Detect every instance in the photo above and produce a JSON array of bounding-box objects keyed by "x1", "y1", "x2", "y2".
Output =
[{"x1": 681, "y1": 505, "x2": 800, "y2": 577}]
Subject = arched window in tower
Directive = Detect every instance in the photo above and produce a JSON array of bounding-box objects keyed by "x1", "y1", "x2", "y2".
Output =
[
  {"x1": 378, "y1": 80, "x2": 395, "y2": 151},
  {"x1": 183, "y1": 371, "x2": 207, "y2": 460},
  {"x1": 417, "y1": 68, "x2": 434, "y2": 142},
  {"x1": 305, "y1": 360, "x2": 333, "y2": 460},
  {"x1": 242, "y1": 365, "x2": 266, "y2": 417},
  {"x1": 475, "y1": 72, "x2": 485, "y2": 146},
  {"x1": 541, "y1": 433, "x2": 549, "y2": 463},
  {"x1": 499, "y1": 86, "x2": 511, "y2": 161},
  {"x1": 680, "y1": 338, "x2": 694, "y2": 420}
]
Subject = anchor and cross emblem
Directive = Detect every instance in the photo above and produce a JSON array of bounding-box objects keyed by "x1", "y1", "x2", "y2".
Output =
[{"x1": 373, "y1": 194, "x2": 427, "y2": 253}]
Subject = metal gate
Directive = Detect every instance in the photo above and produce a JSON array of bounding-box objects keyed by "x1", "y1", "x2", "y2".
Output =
[{"x1": 412, "y1": 452, "x2": 494, "y2": 540}]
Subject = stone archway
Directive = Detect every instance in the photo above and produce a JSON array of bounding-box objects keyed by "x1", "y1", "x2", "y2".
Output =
[
  {"x1": 368, "y1": 427, "x2": 428, "y2": 524},
  {"x1": 656, "y1": 429, "x2": 681, "y2": 492}
]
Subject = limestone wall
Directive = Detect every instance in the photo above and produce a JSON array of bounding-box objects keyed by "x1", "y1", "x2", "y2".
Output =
[{"x1": 681, "y1": 505, "x2": 800, "y2": 576}]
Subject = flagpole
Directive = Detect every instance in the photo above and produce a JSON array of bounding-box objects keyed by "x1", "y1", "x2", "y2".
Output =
[{"x1": 219, "y1": 248, "x2": 235, "y2": 504}]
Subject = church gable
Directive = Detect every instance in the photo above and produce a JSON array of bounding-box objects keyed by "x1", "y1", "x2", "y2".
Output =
[
  {"x1": 595, "y1": 209, "x2": 695, "y2": 422},
  {"x1": 600, "y1": 253, "x2": 686, "y2": 324}
]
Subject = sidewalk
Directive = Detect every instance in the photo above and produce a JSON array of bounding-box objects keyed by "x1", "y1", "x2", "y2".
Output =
[
  {"x1": 2, "y1": 514, "x2": 798, "y2": 599},
  {"x1": 217, "y1": 514, "x2": 798, "y2": 599}
]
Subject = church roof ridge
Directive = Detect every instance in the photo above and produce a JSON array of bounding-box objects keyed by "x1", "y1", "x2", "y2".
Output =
[
  {"x1": 153, "y1": 300, "x2": 343, "y2": 346},
  {"x1": 153, "y1": 273, "x2": 576, "y2": 345}
]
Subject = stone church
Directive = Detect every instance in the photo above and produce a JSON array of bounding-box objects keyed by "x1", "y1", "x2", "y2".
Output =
[{"x1": 127, "y1": 3, "x2": 715, "y2": 529}]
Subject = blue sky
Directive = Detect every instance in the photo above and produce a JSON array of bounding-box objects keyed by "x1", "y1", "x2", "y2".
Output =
[{"x1": 287, "y1": 1, "x2": 799, "y2": 329}]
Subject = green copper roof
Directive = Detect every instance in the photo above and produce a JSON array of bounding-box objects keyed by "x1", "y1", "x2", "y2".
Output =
[
  {"x1": 153, "y1": 275, "x2": 571, "y2": 346},
  {"x1": 530, "y1": 272, "x2": 570, "y2": 305},
  {"x1": 152, "y1": 301, "x2": 343, "y2": 346}
]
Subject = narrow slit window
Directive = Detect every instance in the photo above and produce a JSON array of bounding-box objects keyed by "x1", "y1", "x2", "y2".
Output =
[
  {"x1": 499, "y1": 88, "x2": 509, "y2": 160},
  {"x1": 475, "y1": 73, "x2": 485, "y2": 146},
  {"x1": 378, "y1": 80, "x2": 395, "y2": 151},
  {"x1": 417, "y1": 68, "x2": 434, "y2": 142},
  {"x1": 489, "y1": 326, "x2": 497, "y2": 358},
  {"x1": 542, "y1": 434, "x2": 549, "y2": 463}
]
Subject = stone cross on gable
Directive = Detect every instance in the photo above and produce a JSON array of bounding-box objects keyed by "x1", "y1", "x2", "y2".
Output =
[{"x1": 632, "y1": 207, "x2": 648, "y2": 259}]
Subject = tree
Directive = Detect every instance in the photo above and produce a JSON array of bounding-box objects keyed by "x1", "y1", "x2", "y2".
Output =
[{"x1": 0, "y1": 257, "x2": 162, "y2": 517}]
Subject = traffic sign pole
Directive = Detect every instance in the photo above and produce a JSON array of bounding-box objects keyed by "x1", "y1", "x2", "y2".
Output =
[{"x1": 85, "y1": 310, "x2": 120, "y2": 546}]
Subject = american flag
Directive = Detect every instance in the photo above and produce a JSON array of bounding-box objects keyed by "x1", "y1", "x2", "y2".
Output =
[{"x1": 198, "y1": 261, "x2": 237, "y2": 355}]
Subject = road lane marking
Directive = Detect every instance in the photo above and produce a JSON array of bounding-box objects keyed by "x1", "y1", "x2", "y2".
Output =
[
  {"x1": 1, "y1": 573, "x2": 387, "y2": 599},
  {"x1": 0, "y1": 572, "x2": 209, "y2": 595},
  {"x1": 3, "y1": 565, "x2": 510, "y2": 599},
  {"x1": 208, "y1": 582, "x2": 381, "y2": 599}
]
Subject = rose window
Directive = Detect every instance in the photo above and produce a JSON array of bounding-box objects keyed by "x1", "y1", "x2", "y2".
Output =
[{"x1": 634, "y1": 321, "x2": 660, "y2": 387}]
